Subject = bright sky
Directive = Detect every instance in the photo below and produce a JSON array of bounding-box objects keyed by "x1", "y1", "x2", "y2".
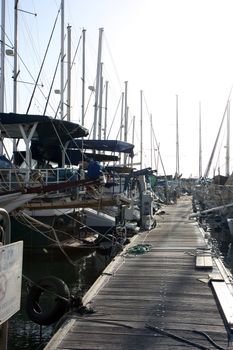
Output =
[{"x1": 3, "y1": 0, "x2": 233, "y2": 178}]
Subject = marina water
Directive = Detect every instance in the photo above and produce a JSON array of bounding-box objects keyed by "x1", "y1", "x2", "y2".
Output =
[{"x1": 7, "y1": 246, "x2": 110, "y2": 350}]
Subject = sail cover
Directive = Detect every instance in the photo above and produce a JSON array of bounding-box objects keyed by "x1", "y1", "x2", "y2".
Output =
[
  {"x1": 68, "y1": 139, "x2": 134, "y2": 157},
  {"x1": 0, "y1": 113, "x2": 89, "y2": 143}
]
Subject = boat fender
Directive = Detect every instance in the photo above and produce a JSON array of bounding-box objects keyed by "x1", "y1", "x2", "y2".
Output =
[{"x1": 25, "y1": 276, "x2": 70, "y2": 326}]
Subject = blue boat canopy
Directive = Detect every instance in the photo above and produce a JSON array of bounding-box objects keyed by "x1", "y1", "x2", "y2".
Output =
[
  {"x1": 0, "y1": 113, "x2": 89, "y2": 143},
  {"x1": 29, "y1": 141, "x2": 119, "y2": 166},
  {"x1": 68, "y1": 139, "x2": 134, "y2": 157}
]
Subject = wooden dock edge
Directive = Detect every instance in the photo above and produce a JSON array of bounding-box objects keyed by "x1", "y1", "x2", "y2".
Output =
[
  {"x1": 44, "y1": 230, "x2": 143, "y2": 350},
  {"x1": 82, "y1": 232, "x2": 140, "y2": 306},
  {"x1": 43, "y1": 319, "x2": 76, "y2": 350},
  {"x1": 196, "y1": 223, "x2": 233, "y2": 337}
]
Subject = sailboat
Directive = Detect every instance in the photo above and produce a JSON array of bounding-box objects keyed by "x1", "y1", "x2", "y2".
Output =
[{"x1": 192, "y1": 98, "x2": 233, "y2": 240}]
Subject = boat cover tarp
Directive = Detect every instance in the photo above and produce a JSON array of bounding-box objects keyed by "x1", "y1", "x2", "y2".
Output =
[
  {"x1": 0, "y1": 113, "x2": 89, "y2": 144},
  {"x1": 30, "y1": 141, "x2": 119, "y2": 166},
  {"x1": 68, "y1": 139, "x2": 134, "y2": 156}
]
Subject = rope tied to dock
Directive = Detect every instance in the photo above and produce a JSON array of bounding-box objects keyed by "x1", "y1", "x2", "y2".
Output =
[
  {"x1": 145, "y1": 324, "x2": 226, "y2": 350},
  {"x1": 125, "y1": 243, "x2": 153, "y2": 256}
]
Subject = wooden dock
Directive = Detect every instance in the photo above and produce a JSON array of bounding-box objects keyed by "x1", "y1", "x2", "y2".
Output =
[{"x1": 45, "y1": 196, "x2": 233, "y2": 349}]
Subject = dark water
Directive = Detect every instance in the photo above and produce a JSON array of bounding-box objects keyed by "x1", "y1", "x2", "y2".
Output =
[{"x1": 7, "y1": 247, "x2": 110, "y2": 350}]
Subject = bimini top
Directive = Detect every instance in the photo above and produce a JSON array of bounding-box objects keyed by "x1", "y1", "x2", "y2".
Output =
[
  {"x1": 68, "y1": 139, "x2": 134, "y2": 157},
  {"x1": 0, "y1": 113, "x2": 89, "y2": 144}
]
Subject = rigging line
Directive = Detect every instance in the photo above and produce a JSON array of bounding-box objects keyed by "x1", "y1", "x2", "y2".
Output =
[
  {"x1": 47, "y1": 119, "x2": 73, "y2": 166},
  {"x1": 20, "y1": 10, "x2": 41, "y2": 67},
  {"x1": 107, "y1": 93, "x2": 122, "y2": 139},
  {"x1": 151, "y1": 126, "x2": 167, "y2": 178},
  {"x1": 204, "y1": 84, "x2": 233, "y2": 178},
  {"x1": 0, "y1": 29, "x2": 50, "y2": 111},
  {"x1": 141, "y1": 91, "x2": 167, "y2": 176},
  {"x1": 26, "y1": 6, "x2": 61, "y2": 114},
  {"x1": 14, "y1": 212, "x2": 89, "y2": 267},
  {"x1": 54, "y1": 206, "x2": 117, "y2": 243},
  {"x1": 0, "y1": 27, "x2": 14, "y2": 48},
  {"x1": 213, "y1": 128, "x2": 226, "y2": 173},
  {"x1": 84, "y1": 89, "x2": 95, "y2": 124},
  {"x1": 142, "y1": 91, "x2": 152, "y2": 119},
  {"x1": 13, "y1": 51, "x2": 57, "y2": 113},
  {"x1": 54, "y1": 33, "x2": 82, "y2": 120},
  {"x1": 103, "y1": 33, "x2": 123, "y2": 91},
  {"x1": 43, "y1": 52, "x2": 61, "y2": 115},
  {"x1": 47, "y1": 115, "x2": 90, "y2": 167}
]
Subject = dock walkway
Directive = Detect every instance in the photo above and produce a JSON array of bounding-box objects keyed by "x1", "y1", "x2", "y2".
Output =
[{"x1": 45, "y1": 196, "x2": 233, "y2": 349}]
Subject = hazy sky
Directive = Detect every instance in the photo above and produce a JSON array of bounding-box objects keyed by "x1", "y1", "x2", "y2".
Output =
[{"x1": 3, "y1": 0, "x2": 233, "y2": 178}]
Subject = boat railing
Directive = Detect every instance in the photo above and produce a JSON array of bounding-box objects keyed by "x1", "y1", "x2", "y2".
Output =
[
  {"x1": 0, "y1": 168, "x2": 25, "y2": 192},
  {"x1": 0, "y1": 167, "x2": 79, "y2": 193}
]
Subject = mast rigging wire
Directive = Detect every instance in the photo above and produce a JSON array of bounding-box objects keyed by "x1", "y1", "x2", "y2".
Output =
[{"x1": 204, "y1": 84, "x2": 233, "y2": 178}]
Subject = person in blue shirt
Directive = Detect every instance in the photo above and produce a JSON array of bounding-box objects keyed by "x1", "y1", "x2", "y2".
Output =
[{"x1": 87, "y1": 159, "x2": 103, "y2": 180}]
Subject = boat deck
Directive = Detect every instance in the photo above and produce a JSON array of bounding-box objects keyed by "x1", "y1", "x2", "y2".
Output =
[{"x1": 45, "y1": 196, "x2": 233, "y2": 349}]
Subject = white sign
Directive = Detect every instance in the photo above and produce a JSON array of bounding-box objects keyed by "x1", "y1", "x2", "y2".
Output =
[{"x1": 0, "y1": 241, "x2": 23, "y2": 325}]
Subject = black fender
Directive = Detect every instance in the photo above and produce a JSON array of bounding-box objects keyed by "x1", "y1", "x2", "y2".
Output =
[{"x1": 26, "y1": 276, "x2": 70, "y2": 326}]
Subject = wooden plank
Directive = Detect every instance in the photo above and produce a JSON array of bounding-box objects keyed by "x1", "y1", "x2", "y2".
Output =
[
  {"x1": 211, "y1": 281, "x2": 233, "y2": 329},
  {"x1": 196, "y1": 255, "x2": 213, "y2": 269}
]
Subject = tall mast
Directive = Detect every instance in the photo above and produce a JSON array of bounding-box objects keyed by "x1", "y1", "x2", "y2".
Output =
[
  {"x1": 175, "y1": 94, "x2": 180, "y2": 177},
  {"x1": 103, "y1": 80, "x2": 108, "y2": 140},
  {"x1": 98, "y1": 62, "x2": 103, "y2": 139},
  {"x1": 0, "y1": 0, "x2": 6, "y2": 156},
  {"x1": 199, "y1": 102, "x2": 202, "y2": 178},
  {"x1": 81, "y1": 28, "x2": 86, "y2": 126},
  {"x1": 66, "y1": 24, "x2": 71, "y2": 121},
  {"x1": 124, "y1": 81, "x2": 128, "y2": 165},
  {"x1": 140, "y1": 90, "x2": 143, "y2": 170},
  {"x1": 93, "y1": 27, "x2": 103, "y2": 139},
  {"x1": 119, "y1": 91, "x2": 124, "y2": 164},
  {"x1": 0, "y1": 1, "x2": 7, "y2": 348},
  {"x1": 0, "y1": 0, "x2": 5, "y2": 113},
  {"x1": 120, "y1": 92, "x2": 124, "y2": 141},
  {"x1": 150, "y1": 113, "x2": 153, "y2": 169},
  {"x1": 226, "y1": 100, "x2": 230, "y2": 176},
  {"x1": 131, "y1": 115, "x2": 135, "y2": 167},
  {"x1": 13, "y1": 0, "x2": 19, "y2": 152},
  {"x1": 60, "y1": 0, "x2": 64, "y2": 119}
]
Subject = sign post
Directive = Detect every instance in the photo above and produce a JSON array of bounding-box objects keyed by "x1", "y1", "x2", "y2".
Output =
[{"x1": 0, "y1": 209, "x2": 23, "y2": 350}]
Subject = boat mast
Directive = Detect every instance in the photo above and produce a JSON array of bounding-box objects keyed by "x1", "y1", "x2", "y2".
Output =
[
  {"x1": 93, "y1": 28, "x2": 103, "y2": 139},
  {"x1": 66, "y1": 24, "x2": 71, "y2": 121},
  {"x1": 124, "y1": 81, "x2": 128, "y2": 165},
  {"x1": 175, "y1": 94, "x2": 180, "y2": 178},
  {"x1": 199, "y1": 102, "x2": 202, "y2": 178},
  {"x1": 120, "y1": 92, "x2": 124, "y2": 141},
  {"x1": 131, "y1": 115, "x2": 135, "y2": 167},
  {"x1": 150, "y1": 113, "x2": 153, "y2": 169},
  {"x1": 12, "y1": 0, "x2": 19, "y2": 153},
  {"x1": 140, "y1": 90, "x2": 143, "y2": 170},
  {"x1": 60, "y1": 0, "x2": 64, "y2": 119},
  {"x1": 81, "y1": 28, "x2": 86, "y2": 126},
  {"x1": 226, "y1": 100, "x2": 230, "y2": 176},
  {"x1": 119, "y1": 91, "x2": 124, "y2": 164},
  {"x1": 204, "y1": 87, "x2": 233, "y2": 178},
  {"x1": 103, "y1": 80, "x2": 108, "y2": 140},
  {"x1": 98, "y1": 62, "x2": 103, "y2": 140},
  {"x1": 0, "y1": 0, "x2": 6, "y2": 156},
  {"x1": 0, "y1": 0, "x2": 5, "y2": 113}
]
